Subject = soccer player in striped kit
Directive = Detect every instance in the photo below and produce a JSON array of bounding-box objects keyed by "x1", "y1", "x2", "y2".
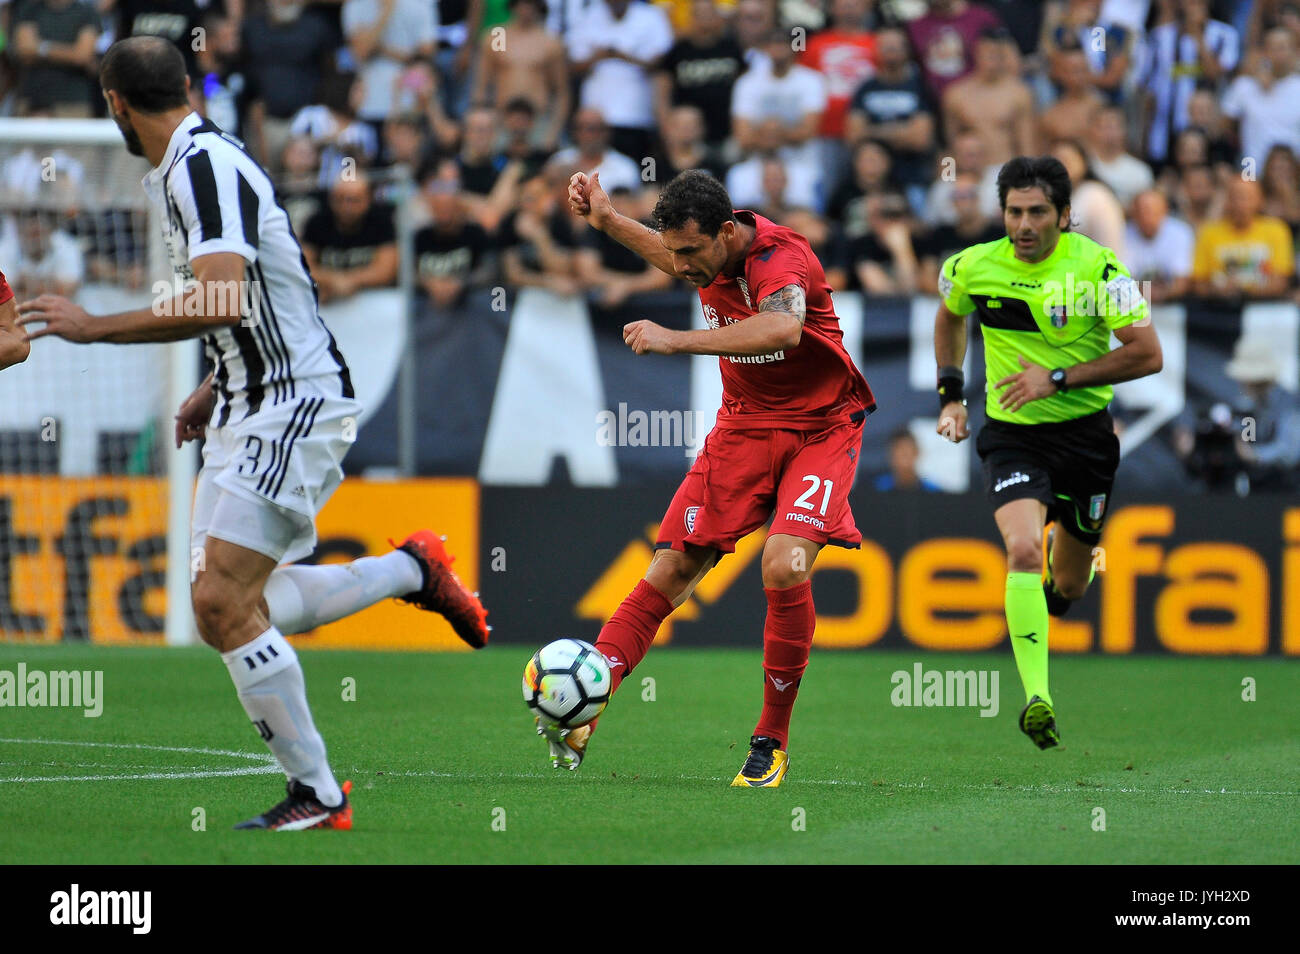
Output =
[{"x1": 19, "y1": 36, "x2": 489, "y2": 829}]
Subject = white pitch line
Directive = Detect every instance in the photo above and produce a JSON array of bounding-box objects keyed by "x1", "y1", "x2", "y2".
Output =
[
  {"x1": 371, "y1": 769, "x2": 1299, "y2": 797},
  {"x1": 3, "y1": 740, "x2": 1294, "y2": 796},
  {"x1": 2, "y1": 767, "x2": 282, "y2": 783},
  {"x1": 0, "y1": 737, "x2": 278, "y2": 783},
  {"x1": 0, "y1": 737, "x2": 273, "y2": 760}
]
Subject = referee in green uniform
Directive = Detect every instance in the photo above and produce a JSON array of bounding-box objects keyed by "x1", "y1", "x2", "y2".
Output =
[{"x1": 933, "y1": 156, "x2": 1163, "y2": 749}]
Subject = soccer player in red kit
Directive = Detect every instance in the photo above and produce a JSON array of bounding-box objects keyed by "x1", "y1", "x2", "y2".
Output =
[
  {"x1": 548, "y1": 169, "x2": 876, "y2": 787},
  {"x1": 0, "y1": 270, "x2": 28, "y2": 370}
]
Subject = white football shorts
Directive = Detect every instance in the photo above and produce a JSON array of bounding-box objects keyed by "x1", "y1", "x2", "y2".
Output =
[{"x1": 191, "y1": 386, "x2": 363, "y2": 567}]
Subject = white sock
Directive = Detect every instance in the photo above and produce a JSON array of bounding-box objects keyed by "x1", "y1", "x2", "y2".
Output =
[
  {"x1": 221, "y1": 627, "x2": 343, "y2": 807},
  {"x1": 264, "y1": 551, "x2": 423, "y2": 635}
]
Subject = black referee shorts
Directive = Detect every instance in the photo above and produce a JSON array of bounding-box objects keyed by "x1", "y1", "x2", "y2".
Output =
[{"x1": 975, "y1": 409, "x2": 1121, "y2": 545}]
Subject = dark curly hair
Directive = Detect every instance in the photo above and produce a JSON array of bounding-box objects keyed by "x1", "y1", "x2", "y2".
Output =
[
  {"x1": 996, "y1": 156, "x2": 1072, "y2": 218},
  {"x1": 652, "y1": 169, "x2": 737, "y2": 236}
]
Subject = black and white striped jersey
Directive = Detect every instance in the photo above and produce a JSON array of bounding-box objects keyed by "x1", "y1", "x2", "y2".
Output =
[{"x1": 143, "y1": 112, "x2": 354, "y2": 426}]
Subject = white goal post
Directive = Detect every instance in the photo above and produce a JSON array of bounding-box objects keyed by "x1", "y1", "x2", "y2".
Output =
[{"x1": 0, "y1": 118, "x2": 200, "y2": 647}]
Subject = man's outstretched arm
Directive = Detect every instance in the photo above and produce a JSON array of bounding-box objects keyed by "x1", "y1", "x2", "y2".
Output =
[
  {"x1": 18, "y1": 253, "x2": 249, "y2": 344},
  {"x1": 568, "y1": 171, "x2": 678, "y2": 277}
]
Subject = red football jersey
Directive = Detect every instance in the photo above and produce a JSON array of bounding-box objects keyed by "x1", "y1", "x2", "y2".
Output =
[{"x1": 699, "y1": 211, "x2": 875, "y2": 430}]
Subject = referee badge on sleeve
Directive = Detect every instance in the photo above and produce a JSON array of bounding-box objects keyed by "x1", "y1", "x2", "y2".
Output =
[
  {"x1": 938, "y1": 272, "x2": 954, "y2": 298},
  {"x1": 1105, "y1": 275, "x2": 1142, "y2": 313}
]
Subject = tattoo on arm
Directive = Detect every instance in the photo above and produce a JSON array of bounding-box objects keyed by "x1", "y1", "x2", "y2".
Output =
[{"x1": 758, "y1": 283, "x2": 806, "y2": 325}]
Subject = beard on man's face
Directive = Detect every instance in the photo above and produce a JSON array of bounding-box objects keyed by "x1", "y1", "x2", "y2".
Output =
[{"x1": 111, "y1": 106, "x2": 145, "y2": 156}]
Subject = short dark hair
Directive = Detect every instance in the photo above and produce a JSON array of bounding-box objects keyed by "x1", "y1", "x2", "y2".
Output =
[
  {"x1": 996, "y1": 155, "x2": 1072, "y2": 216},
  {"x1": 99, "y1": 36, "x2": 190, "y2": 113},
  {"x1": 652, "y1": 169, "x2": 736, "y2": 236}
]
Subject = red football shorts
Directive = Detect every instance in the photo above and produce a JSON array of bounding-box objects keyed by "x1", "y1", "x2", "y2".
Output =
[{"x1": 657, "y1": 416, "x2": 865, "y2": 554}]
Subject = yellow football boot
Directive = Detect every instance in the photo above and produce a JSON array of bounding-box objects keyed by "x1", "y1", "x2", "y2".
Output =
[{"x1": 730, "y1": 736, "x2": 789, "y2": 787}]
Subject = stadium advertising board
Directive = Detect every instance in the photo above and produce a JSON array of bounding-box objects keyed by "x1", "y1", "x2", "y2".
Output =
[
  {"x1": 0, "y1": 477, "x2": 477, "y2": 650},
  {"x1": 479, "y1": 488, "x2": 1300, "y2": 656},
  {"x1": 2, "y1": 477, "x2": 1296, "y2": 654}
]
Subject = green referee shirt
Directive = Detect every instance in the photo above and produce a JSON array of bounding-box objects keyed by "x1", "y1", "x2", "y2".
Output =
[{"x1": 939, "y1": 231, "x2": 1149, "y2": 425}]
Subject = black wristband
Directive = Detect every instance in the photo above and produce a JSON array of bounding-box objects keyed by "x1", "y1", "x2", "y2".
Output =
[{"x1": 937, "y1": 365, "x2": 964, "y2": 410}]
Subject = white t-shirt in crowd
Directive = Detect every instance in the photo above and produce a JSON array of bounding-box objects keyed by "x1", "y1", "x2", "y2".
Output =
[
  {"x1": 343, "y1": 0, "x2": 438, "y2": 122},
  {"x1": 1221, "y1": 73, "x2": 1300, "y2": 168},
  {"x1": 0, "y1": 219, "x2": 84, "y2": 289},
  {"x1": 1123, "y1": 215, "x2": 1195, "y2": 283},
  {"x1": 549, "y1": 146, "x2": 643, "y2": 193},
  {"x1": 567, "y1": 1, "x2": 674, "y2": 130},
  {"x1": 730, "y1": 62, "x2": 827, "y2": 185},
  {"x1": 731, "y1": 62, "x2": 828, "y2": 132},
  {"x1": 1092, "y1": 152, "x2": 1155, "y2": 208},
  {"x1": 725, "y1": 149, "x2": 823, "y2": 213}
]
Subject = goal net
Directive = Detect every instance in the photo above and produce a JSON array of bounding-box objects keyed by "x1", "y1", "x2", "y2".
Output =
[{"x1": 0, "y1": 119, "x2": 199, "y2": 647}]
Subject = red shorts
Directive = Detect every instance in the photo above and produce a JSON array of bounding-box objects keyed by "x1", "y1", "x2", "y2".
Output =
[{"x1": 657, "y1": 416, "x2": 865, "y2": 554}]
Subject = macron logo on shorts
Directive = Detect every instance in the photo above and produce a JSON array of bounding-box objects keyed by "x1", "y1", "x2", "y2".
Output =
[
  {"x1": 994, "y1": 472, "x2": 1030, "y2": 494},
  {"x1": 783, "y1": 512, "x2": 826, "y2": 530}
]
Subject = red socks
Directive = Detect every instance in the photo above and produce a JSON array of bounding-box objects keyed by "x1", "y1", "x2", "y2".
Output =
[
  {"x1": 593, "y1": 576, "x2": 815, "y2": 750},
  {"x1": 595, "y1": 578, "x2": 675, "y2": 693},
  {"x1": 753, "y1": 581, "x2": 815, "y2": 749}
]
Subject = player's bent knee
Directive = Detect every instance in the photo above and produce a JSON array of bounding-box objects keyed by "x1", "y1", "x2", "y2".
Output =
[
  {"x1": 1005, "y1": 537, "x2": 1043, "y2": 573},
  {"x1": 762, "y1": 567, "x2": 807, "y2": 589},
  {"x1": 191, "y1": 577, "x2": 258, "y2": 646},
  {"x1": 760, "y1": 548, "x2": 812, "y2": 589},
  {"x1": 645, "y1": 548, "x2": 709, "y2": 603}
]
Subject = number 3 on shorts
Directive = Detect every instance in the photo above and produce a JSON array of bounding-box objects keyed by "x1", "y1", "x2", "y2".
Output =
[
  {"x1": 237, "y1": 435, "x2": 264, "y2": 476},
  {"x1": 793, "y1": 474, "x2": 833, "y2": 516}
]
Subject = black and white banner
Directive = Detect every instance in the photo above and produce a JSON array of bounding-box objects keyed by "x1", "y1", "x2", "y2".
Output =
[{"x1": 345, "y1": 289, "x2": 1300, "y2": 493}]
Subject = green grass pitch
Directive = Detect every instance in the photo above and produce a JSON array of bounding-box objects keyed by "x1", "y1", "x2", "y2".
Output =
[{"x1": 1, "y1": 643, "x2": 1296, "y2": 864}]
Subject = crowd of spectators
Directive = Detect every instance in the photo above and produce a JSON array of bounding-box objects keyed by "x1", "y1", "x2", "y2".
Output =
[{"x1": 0, "y1": 0, "x2": 1298, "y2": 311}]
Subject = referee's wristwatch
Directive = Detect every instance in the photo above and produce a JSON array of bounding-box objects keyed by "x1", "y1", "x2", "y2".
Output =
[{"x1": 1050, "y1": 367, "x2": 1069, "y2": 392}]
